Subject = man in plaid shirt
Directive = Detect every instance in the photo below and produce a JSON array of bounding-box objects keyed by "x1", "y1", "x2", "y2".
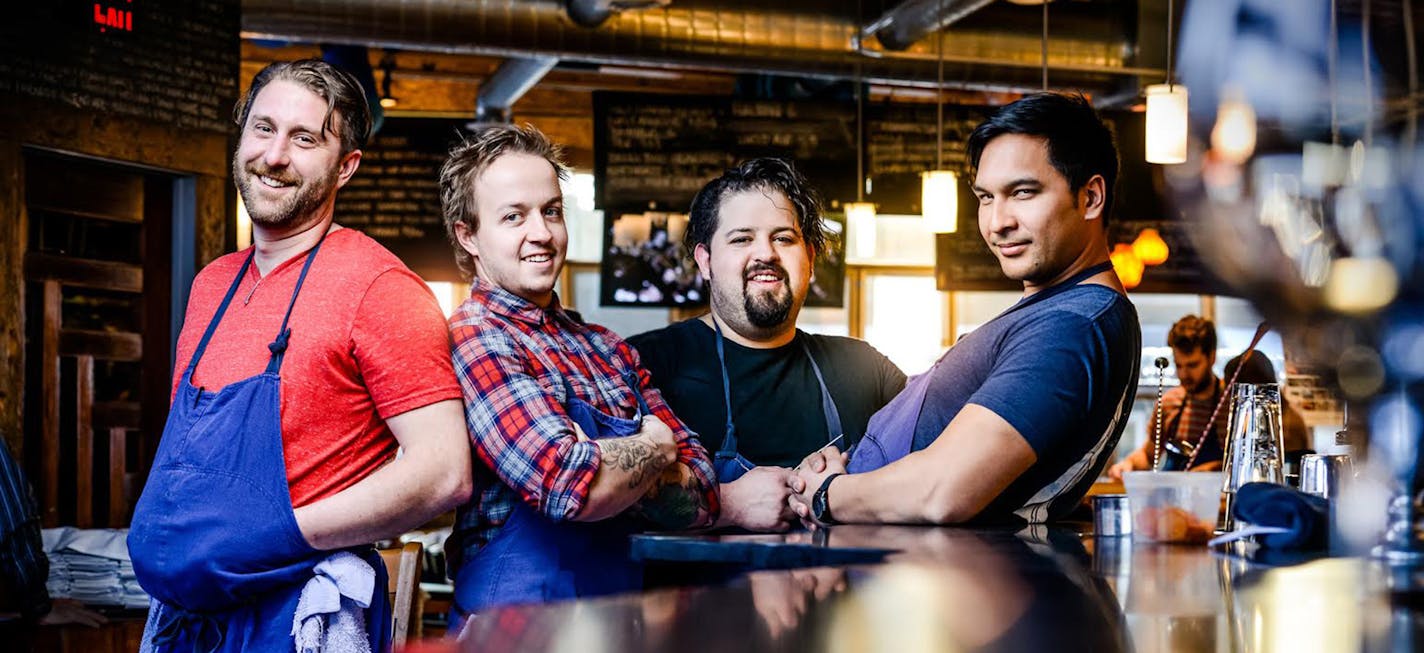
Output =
[{"x1": 440, "y1": 124, "x2": 719, "y2": 616}]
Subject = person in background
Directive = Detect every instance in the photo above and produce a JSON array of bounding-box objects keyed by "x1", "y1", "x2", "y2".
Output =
[
  {"x1": 440, "y1": 124, "x2": 718, "y2": 623},
  {"x1": 788, "y1": 93, "x2": 1142, "y2": 527},
  {"x1": 1108, "y1": 315, "x2": 1227, "y2": 480},
  {"x1": 1, "y1": 435, "x2": 108, "y2": 647},
  {"x1": 127, "y1": 59, "x2": 473, "y2": 652},
  {"x1": 629, "y1": 158, "x2": 905, "y2": 532}
]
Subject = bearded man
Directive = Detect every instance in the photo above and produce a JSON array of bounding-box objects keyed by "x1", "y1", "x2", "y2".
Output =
[{"x1": 629, "y1": 158, "x2": 905, "y2": 532}]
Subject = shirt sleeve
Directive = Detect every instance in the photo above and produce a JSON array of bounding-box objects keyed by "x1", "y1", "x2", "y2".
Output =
[
  {"x1": 350, "y1": 269, "x2": 464, "y2": 419},
  {"x1": 451, "y1": 320, "x2": 602, "y2": 522},
  {"x1": 614, "y1": 334, "x2": 720, "y2": 521},
  {"x1": 967, "y1": 310, "x2": 1109, "y2": 457},
  {"x1": 0, "y1": 439, "x2": 51, "y2": 621}
]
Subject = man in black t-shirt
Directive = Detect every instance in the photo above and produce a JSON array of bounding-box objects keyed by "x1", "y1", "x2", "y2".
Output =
[{"x1": 630, "y1": 159, "x2": 905, "y2": 532}]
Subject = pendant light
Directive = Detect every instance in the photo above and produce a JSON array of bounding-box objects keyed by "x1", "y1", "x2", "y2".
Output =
[
  {"x1": 1145, "y1": 0, "x2": 1188, "y2": 164},
  {"x1": 921, "y1": 0, "x2": 958, "y2": 233},
  {"x1": 848, "y1": 1, "x2": 877, "y2": 259}
]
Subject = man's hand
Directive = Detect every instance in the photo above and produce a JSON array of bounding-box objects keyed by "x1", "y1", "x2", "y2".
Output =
[
  {"x1": 1106, "y1": 459, "x2": 1134, "y2": 482},
  {"x1": 39, "y1": 599, "x2": 108, "y2": 628},
  {"x1": 718, "y1": 467, "x2": 795, "y2": 532},
  {"x1": 788, "y1": 446, "x2": 847, "y2": 527}
]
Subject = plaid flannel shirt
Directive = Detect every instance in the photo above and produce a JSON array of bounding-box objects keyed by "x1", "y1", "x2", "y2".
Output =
[{"x1": 448, "y1": 279, "x2": 718, "y2": 564}]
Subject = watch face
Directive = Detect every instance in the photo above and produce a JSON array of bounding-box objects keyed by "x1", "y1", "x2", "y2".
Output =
[{"x1": 812, "y1": 488, "x2": 829, "y2": 522}]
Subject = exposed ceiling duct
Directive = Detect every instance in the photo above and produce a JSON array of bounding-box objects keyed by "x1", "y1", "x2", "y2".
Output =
[
  {"x1": 565, "y1": 0, "x2": 674, "y2": 28},
  {"x1": 242, "y1": 0, "x2": 1158, "y2": 94},
  {"x1": 865, "y1": 0, "x2": 998, "y2": 51},
  {"x1": 475, "y1": 56, "x2": 560, "y2": 123}
]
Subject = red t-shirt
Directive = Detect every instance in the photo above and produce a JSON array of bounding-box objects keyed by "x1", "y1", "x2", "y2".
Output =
[{"x1": 170, "y1": 228, "x2": 462, "y2": 507}]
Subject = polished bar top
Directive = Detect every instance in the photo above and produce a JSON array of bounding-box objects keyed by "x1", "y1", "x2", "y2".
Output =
[{"x1": 422, "y1": 525, "x2": 1420, "y2": 653}]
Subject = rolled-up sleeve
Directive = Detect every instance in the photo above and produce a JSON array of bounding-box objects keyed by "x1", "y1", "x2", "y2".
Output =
[{"x1": 451, "y1": 323, "x2": 601, "y2": 521}]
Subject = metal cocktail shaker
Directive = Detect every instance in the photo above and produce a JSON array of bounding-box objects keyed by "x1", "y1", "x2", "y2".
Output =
[{"x1": 1218, "y1": 383, "x2": 1286, "y2": 532}]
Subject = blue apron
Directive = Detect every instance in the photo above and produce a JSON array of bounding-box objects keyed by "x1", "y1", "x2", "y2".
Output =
[
  {"x1": 452, "y1": 334, "x2": 649, "y2": 621},
  {"x1": 849, "y1": 261, "x2": 1116, "y2": 473},
  {"x1": 710, "y1": 318, "x2": 843, "y2": 482},
  {"x1": 127, "y1": 239, "x2": 392, "y2": 652}
]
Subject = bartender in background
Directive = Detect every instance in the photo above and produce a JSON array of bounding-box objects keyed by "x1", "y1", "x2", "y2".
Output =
[{"x1": 1108, "y1": 315, "x2": 1227, "y2": 479}]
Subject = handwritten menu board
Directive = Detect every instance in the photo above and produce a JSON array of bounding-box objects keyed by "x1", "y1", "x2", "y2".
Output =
[
  {"x1": 0, "y1": 2, "x2": 239, "y2": 134},
  {"x1": 335, "y1": 118, "x2": 466, "y2": 282},
  {"x1": 594, "y1": 92, "x2": 989, "y2": 216}
]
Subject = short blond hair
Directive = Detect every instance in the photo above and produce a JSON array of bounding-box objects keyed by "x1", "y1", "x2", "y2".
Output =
[{"x1": 439, "y1": 124, "x2": 569, "y2": 280}]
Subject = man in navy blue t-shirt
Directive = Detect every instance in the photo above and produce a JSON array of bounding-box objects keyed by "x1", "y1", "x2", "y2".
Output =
[{"x1": 789, "y1": 93, "x2": 1142, "y2": 525}]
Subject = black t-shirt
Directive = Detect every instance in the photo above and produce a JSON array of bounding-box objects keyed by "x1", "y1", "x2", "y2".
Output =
[{"x1": 629, "y1": 319, "x2": 907, "y2": 469}]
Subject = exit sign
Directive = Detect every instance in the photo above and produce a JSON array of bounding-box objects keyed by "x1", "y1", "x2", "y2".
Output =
[{"x1": 93, "y1": 1, "x2": 133, "y2": 34}]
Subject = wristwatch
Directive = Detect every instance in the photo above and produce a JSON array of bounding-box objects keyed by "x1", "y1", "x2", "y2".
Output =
[{"x1": 811, "y1": 473, "x2": 844, "y2": 525}]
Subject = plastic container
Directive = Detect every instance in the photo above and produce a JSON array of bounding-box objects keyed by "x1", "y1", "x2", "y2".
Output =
[{"x1": 1121, "y1": 471, "x2": 1223, "y2": 544}]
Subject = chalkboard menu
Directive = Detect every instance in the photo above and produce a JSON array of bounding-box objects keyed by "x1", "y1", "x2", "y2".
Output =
[
  {"x1": 335, "y1": 118, "x2": 467, "y2": 282},
  {"x1": 594, "y1": 92, "x2": 989, "y2": 216},
  {"x1": 0, "y1": 1, "x2": 239, "y2": 134}
]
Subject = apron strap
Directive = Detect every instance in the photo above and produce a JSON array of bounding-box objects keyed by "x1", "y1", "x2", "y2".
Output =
[
  {"x1": 580, "y1": 328, "x2": 652, "y2": 418},
  {"x1": 150, "y1": 602, "x2": 227, "y2": 653},
  {"x1": 184, "y1": 251, "x2": 256, "y2": 375},
  {"x1": 710, "y1": 316, "x2": 740, "y2": 457},
  {"x1": 799, "y1": 336, "x2": 844, "y2": 443},
  {"x1": 263, "y1": 234, "x2": 328, "y2": 375}
]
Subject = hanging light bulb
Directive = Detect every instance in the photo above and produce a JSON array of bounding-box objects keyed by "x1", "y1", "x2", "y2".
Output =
[
  {"x1": 1110, "y1": 243, "x2": 1145, "y2": 289},
  {"x1": 921, "y1": 171, "x2": 958, "y2": 234},
  {"x1": 1145, "y1": 84, "x2": 1189, "y2": 164},
  {"x1": 847, "y1": 202, "x2": 878, "y2": 259},
  {"x1": 920, "y1": 9, "x2": 958, "y2": 234},
  {"x1": 1145, "y1": 0, "x2": 1187, "y2": 165},
  {"x1": 1210, "y1": 89, "x2": 1256, "y2": 164},
  {"x1": 1131, "y1": 228, "x2": 1170, "y2": 266}
]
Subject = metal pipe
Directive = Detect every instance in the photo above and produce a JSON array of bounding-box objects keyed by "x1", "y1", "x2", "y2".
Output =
[{"x1": 475, "y1": 56, "x2": 560, "y2": 123}]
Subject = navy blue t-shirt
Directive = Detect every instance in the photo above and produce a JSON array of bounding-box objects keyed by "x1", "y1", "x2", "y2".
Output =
[{"x1": 912, "y1": 284, "x2": 1141, "y2": 524}]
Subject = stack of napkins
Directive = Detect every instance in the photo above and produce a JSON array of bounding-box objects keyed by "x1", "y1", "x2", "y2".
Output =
[{"x1": 42, "y1": 527, "x2": 150, "y2": 608}]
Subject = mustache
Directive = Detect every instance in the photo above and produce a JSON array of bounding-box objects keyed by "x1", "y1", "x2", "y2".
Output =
[
  {"x1": 245, "y1": 165, "x2": 300, "y2": 185},
  {"x1": 743, "y1": 262, "x2": 788, "y2": 281}
]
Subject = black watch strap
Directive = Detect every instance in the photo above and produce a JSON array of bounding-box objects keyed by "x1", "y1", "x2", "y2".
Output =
[{"x1": 812, "y1": 472, "x2": 844, "y2": 525}]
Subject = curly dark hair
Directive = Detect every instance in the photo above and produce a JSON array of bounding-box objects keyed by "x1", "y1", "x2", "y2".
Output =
[
  {"x1": 684, "y1": 158, "x2": 825, "y2": 258},
  {"x1": 966, "y1": 92, "x2": 1119, "y2": 227}
]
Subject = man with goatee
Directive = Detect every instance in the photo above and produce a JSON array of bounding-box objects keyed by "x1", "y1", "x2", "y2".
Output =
[
  {"x1": 127, "y1": 59, "x2": 471, "y2": 652},
  {"x1": 630, "y1": 158, "x2": 905, "y2": 532}
]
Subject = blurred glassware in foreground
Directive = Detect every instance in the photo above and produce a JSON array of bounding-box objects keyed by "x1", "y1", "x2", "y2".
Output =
[{"x1": 1174, "y1": 0, "x2": 1424, "y2": 570}]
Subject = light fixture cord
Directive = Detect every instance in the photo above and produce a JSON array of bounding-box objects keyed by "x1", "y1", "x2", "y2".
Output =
[
  {"x1": 937, "y1": 0, "x2": 945, "y2": 170},
  {"x1": 1166, "y1": 0, "x2": 1174, "y2": 90},
  {"x1": 1330, "y1": 0, "x2": 1339, "y2": 144},
  {"x1": 856, "y1": 0, "x2": 865, "y2": 202},
  {"x1": 1363, "y1": 0, "x2": 1373, "y2": 146},
  {"x1": 1042, "y1": 0, "x2": 1049, "y2": 91},
  {"x1": 1406, "y1": 0, "x2": 1418, "y2": 150}
]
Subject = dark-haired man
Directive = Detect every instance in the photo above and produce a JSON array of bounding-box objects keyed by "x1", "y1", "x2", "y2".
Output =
[
  {"x1": 630, "y1": 158, "x2": 905, "y2": 532},
  {"x1": 128, "y1": 59, "x2": 472, "y2": 652},
  {"x1": 790, "y1": 93, "x2": 1141, "y2": 526},
  {"x1": 1108, "y1": 315, "x2": 1227, "y2": 480}
]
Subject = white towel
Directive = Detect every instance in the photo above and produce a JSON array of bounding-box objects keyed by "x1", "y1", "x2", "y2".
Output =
[{"x1": 291, "y1": 551, "x2": 376, "y2": 653}]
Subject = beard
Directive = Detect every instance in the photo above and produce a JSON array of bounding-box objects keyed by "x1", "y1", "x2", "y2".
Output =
[
  {"x1": 740, "y1": 263, "x2": 793, "y2": 329},
  {"x1": 234, "y1": 158, "x2": 336, "y2": 228}
]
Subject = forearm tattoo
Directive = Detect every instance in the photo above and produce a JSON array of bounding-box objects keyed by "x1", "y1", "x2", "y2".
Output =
[
  {"x1": 635, "y1": 465, "x2": 711, "y2": 529},
  {"x1": 600, "y1": 436, "x2": 664, "y2": 489}
]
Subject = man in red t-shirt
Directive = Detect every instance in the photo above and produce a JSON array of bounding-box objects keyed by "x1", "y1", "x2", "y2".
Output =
[{"x1": 129, "y1": 59, "x2": 471, "y2": 651}]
